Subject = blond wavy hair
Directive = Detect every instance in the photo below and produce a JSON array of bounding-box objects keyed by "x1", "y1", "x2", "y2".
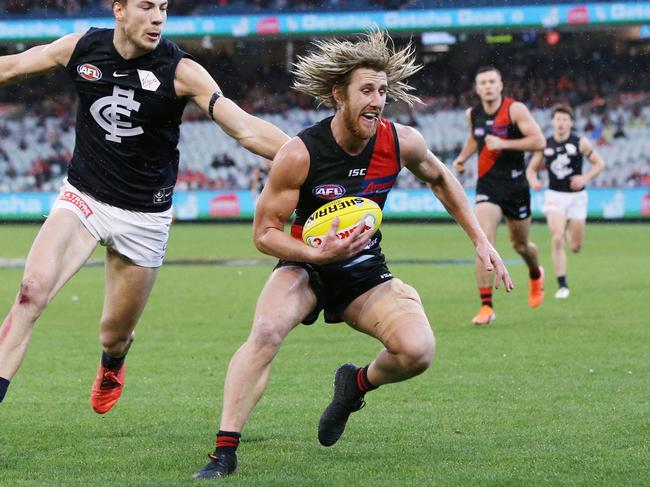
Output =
[{"x1": 292, "y1": 30, "x2": 422, "y2": 108}]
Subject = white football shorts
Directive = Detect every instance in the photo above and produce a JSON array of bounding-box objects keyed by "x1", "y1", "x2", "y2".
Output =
[
  {"x1": 51, "y1": 179, "x2": 172, "y2": 267},
  {"x1": 542, "y1": 189, "x2": 588, "y2": 220}
]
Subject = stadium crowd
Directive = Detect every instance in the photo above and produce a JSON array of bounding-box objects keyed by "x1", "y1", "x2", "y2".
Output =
[
  {"x1": 1, "y1": 96, "x2": 648, "y2": 193},
  {"x1": 0, "y1": 0, "x2": 623, "y2": 17},
  {"x1": 0, "y1": 26, "x2": 649, "y2": 192}
]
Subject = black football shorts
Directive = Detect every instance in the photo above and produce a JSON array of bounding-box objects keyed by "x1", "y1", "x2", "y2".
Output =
[{"x1": 276, "y1": 251, "x2": 393, "y2": 325}]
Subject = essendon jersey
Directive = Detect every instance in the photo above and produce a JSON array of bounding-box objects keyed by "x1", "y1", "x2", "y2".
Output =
[
  {"x1": 543, "y1": 134, "x2": 583, "y2": 192},
  {"x1": 65, "y1": 28, "x2": 191, "y2": 211},
  {"x1": 471, "y1": 97, "x2": 527, "y2": 194},
  {"x1": 290, "y1": 116, "x2": 401, "y2": 253}
]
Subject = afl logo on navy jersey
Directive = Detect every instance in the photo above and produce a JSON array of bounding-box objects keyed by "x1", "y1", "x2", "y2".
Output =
[
  {"x1": 313, "y1": 184, "x2": 345, "y2": 200},
  {"x1": 77, "y1": 63, "x2": 102, "y2": 81}
]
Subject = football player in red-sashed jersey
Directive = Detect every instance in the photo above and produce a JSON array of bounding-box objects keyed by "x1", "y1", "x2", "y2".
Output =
[
  {"x1": 193, "y1": 30, "x2": 513, "y2": 480},
  {"x1": 527, "y1": 104, "x2": 605, "y2": 300},
  {"x1": 453, "y1": 66, "x2": 546, "y2": 325},
  {"x1": 0, "y1": 0, "x2": 289, "y2": 412}
]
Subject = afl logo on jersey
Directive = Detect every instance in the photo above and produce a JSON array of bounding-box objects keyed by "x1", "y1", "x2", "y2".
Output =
[
  {"x1": 77, "y1": 64, "x2": 102, "y2": 81},
  {"x1": 313, "y1": 184, "x2": 346, "y2": 200}
]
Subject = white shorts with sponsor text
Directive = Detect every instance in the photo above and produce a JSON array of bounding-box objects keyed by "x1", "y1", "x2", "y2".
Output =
[
  {"x1": 542, "y1": 189, "x2": 588, "y2": 220},
  {"x1": 51, "y1": 179, "x2": 172, "y2": 267}
]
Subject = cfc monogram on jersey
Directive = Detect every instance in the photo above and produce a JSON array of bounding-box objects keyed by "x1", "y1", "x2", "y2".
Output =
[
  {"x1": 90, "y1": 86, "x2": 144, "y2": 143},
  {"x1": 544, "y1": 134, "x2": 584, "y2": 192},
  {"x1": 66, "y1": 28, "x2": 191, "y2": 211}
]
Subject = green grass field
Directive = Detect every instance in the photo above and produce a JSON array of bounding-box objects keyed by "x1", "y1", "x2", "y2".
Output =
[{"x1": 0, "y1": 222, "x2": 648, "y2": 486}]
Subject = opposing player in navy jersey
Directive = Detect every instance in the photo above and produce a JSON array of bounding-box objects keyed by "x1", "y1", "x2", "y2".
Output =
[
  {"x1": 453, "y1": 66, "x2": 546, "y2": 325},
  {"x1": 527, "y1": 104, "x2": 604, "y2": 299},
  {"x1": 194, "y1": 31, "x2": 513, "y2": 479},
  {"x1": 0, "y1": 0, "x2": 289, "y2": 411}
]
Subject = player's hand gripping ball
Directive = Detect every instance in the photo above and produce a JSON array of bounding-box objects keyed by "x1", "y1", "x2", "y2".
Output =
[{"x1": 302, "y1": 196, "x2": 382, "y2": 248}]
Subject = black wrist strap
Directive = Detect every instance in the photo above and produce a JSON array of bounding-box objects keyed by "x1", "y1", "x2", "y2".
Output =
[{"x1": 209, "y1": 91, "x2": 222, "y2": 120}]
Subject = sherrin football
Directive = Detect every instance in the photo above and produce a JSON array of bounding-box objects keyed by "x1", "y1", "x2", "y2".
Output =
[{"x1": 302, "y1": 196, "x2": 382, "y2": 248}]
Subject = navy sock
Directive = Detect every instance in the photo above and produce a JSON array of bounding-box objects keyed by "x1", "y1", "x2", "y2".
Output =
[
  {"x1": 0, "y1": 376, "x2": 10, "y2": 402},
  {"x1": 529, "y1": 267, "x2": 541, "y2": 280},
  {"x1": 101, "y1": 351, "x2": 126, "y2": 370},
  {"x1": 214, "y1": 430, "x2": 241, "y2": 456},
  {"x1": 558, "y1": 276, "x2": 568, "y2": 288}
]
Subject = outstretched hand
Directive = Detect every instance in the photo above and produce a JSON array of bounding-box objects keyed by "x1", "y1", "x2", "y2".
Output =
[
  {"x1": 314, "y1": 217, "x2": 373, "y2": 264},
  {"x1": 476, "y1": 240, "x2": 514, "y2": 292}
]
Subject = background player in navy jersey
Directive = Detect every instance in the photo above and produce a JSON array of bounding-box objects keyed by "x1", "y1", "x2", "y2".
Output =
[
  {"x1": 452, "y1": 67, "x2": 546, "y2": 325},
  {"x1": 0, "y1": 0, "x2": 289, "y2": 411},
  {"x1": 527, "y1": 104, "x2": 605, "y2": 299},
  {"x1": 194, "y1": 31, "x2": 513, "y2": 479}
]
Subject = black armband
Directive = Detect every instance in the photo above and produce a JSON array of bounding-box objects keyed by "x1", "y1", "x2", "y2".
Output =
[{"x1": 208, "y1": 90, "x2": 222, "y2": 120}]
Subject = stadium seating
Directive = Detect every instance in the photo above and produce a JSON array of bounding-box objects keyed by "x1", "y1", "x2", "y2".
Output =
[{"x1": 1, "y1": 104, "x2": 648, "y2": 192}]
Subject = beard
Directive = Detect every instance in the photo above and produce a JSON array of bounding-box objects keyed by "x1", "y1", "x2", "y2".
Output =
[{"x1": 342, "y1": 105, "x2": 377, "y2": 140}]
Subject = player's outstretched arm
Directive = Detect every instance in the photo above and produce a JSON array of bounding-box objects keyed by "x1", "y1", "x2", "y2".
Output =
[
  {"x1": 452, "y1": 108, "x2": 477, "y2": 174},
  {"x1": 253, "y1": 139, "x2": 371, "y2": 264},
  {"x1": 174, "y1": 58, "x2": 290, "y2": 160},
  {"x1": 399, "y1": 124, "x2": 513, "y2": 291},
  {"x1": 526, "y1": 150, "x2": 544, "y2": 191},
  {"x1": 0, "y1": 34, "x2": 80, "y2": 87}
]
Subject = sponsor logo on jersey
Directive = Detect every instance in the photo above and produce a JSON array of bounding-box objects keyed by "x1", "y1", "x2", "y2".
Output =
[
  {"x1": 77, "y1": 63, "x2": 102, "y2": 81},
  {"x1": 359, "y1": 175, "x2": 396, "y2": 196},
  {"x1": 59, "y1": 191, "x2": 93, "y2": 218},
  {"x1": 544, "y1": 147, "x2": 555, "y2": 156},
  {"x1": 137, "y1": 69, "x2": 161, "y2": 92},
  {"x1": 313, "y1": 184, "x2": 346, "y2": 199},
  {"x1": 474, "y1": 127, "x2": 485, "y2": 137},
  {"x1": 490, "y1": 124, "x2": 509, "y2": 137},
  {"x1": 90, "y1": 86, "x2": 144, "y2": 143},
  {"x1": 348, "y1": 168, "x2": 367, "y2": 177}
]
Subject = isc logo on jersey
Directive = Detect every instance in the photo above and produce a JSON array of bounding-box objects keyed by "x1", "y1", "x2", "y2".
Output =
[
  {"x1": 302, "y1": 196, "x2": 382, "y2": 248},
  {"x1": 77, "y1": 64, "x2": 102, "y2": 81},
  {"x1": 313, "y1": 184, "x2": 345, "y2": 200}
]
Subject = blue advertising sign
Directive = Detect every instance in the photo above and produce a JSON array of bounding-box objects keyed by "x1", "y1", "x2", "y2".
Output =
[
  {"x1": 2, "y1": 3, "x2": 650, "y2": 41},
  {"x1": 1, "y1": 188, "x2": 648, "y2": 221}
]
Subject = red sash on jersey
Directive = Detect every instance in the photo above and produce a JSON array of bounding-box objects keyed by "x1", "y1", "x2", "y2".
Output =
[{"x1": 478, "y1": 97, "x2": 515, "y2": 178}]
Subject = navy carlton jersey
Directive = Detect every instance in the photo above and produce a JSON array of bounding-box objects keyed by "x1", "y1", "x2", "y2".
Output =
[
  {"x1": 290, "y1": 116, "x2": 401, "y2": 260},
  {"x1": 543, "y1": 134, "x2": 584, "y2": 193},
  {"x1": 65, "y1": 28, "x2": 191, "y2": 212},
  {"x1": 471, "y1": 97, "x2": 527, "y2": 194}
]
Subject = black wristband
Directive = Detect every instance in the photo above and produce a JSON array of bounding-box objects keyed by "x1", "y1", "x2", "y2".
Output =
[{"x1": 208, "y1": 91, "x2": 222, "y2": 120}]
